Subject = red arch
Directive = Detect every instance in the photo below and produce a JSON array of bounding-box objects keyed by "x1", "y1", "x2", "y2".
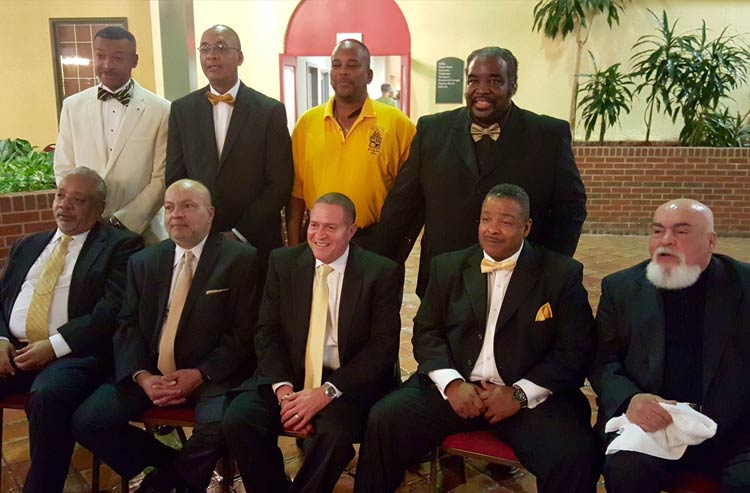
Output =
[{"x1": 284, "y1": 0, "x2": 411, "y2": 56}]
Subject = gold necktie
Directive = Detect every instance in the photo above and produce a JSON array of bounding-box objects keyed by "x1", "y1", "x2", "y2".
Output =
[
  {"x1": 480, "y1": 257, "x2": 517, "y2": 274},
  {"x1": 304, "y1": 264, "x2": 334, "y2": 389},
  {"x1": 470, "y1": 122, "x2": 501, "y2": 142},
  {"x1": 206, "y1": 92, "x2": 235, "y2": 106},
  {"x1": 158, "y1": 251, "x2": 195, "y2": 375},
  {"x1": 26, "y1": 235, "x2": 73, "y2": 343}
]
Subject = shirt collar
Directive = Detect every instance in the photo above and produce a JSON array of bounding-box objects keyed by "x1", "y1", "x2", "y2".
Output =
[
  {"x1": 174, "y1": 235, "x2": 208, "y2": 267},
  {"x1": 99, "y1": 79, "x2": 133, "y2": 94},
  {"x1": 324, "y1": 96, "x2": 374, "y2": 121},
  {"x1": 52, "y1": 228, "x2": 90, "y2": 245},
  {"x1": 209, "y1": 78, "x2": 241, "y2": 99},
  {"x1": 482, "y1": 240, "x2": 524, "y2": 265},
  {"x1": 315, "y1": 246, "x2": 350, "y2": 274}
]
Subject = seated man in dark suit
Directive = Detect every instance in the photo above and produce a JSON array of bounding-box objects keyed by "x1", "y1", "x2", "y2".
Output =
[
  {"x1": 355, "y1": 184, "x2": 598, "y2": 493},
  {"x1": 0, "y1": 166, "x2": 143, "y2": 493},
  {"x1": 72, "y1": 179, "x2": 260, "y2": 493},
  {"x1": 221, "y1": 192, "x2": 402, "y2": 493},
  {"x1": 590, "y1": 199, "x2": 750, "y2": 493}
]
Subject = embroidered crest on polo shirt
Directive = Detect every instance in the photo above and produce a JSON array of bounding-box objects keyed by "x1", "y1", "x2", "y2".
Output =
[{"x1": 368, "y1": 126, "x2": 384, "y2": 155}]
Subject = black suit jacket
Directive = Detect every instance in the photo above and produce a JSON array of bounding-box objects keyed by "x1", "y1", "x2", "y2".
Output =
[
  {"x1": 590, "y1": 255, "x2": 750, "y2": 452},
  {"x1": 166, "y1": 83, "x2": 293, "y2": 255},
  {"x1": 414, "y1": 242, "x2": 594, "y2": 400},
  {"x1": 252, "y1": 244, "x2": 401, "y2": 403},
  {"x1": 113, "y1": 233, "x2": 260, "y2": 388},
  {"x1": 375, "y1": 105, "x2": 587, "y2": 296},
  {"x1": 0, "y1": 223, "x2": 143, "y2": 360}
]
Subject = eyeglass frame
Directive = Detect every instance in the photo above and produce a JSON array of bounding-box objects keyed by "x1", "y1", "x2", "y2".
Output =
[{"x1": 197, "y1": 43, "x2": 241, "y2": 56}]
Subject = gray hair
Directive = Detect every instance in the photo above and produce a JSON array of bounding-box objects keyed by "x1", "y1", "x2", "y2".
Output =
[
  {"x1": 466, "y1": 46, "x2": 519, "y2": 95},
  {"x1": 314, "y1": 192, "x2": 356, "y2": 225},
  {"x1": 485, "y1": 183, "x2": 530, "y2": 220},
  {"x1": 62, "y1": 167, "x2": 107, "y2": 203}
]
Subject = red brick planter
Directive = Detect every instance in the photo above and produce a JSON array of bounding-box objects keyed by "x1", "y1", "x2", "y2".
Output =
[
  {"x1": 0, "y1": 190, "x2": 56, "y2": 266},
  {"x1": 575, "y1": 146, "x2": 750, "y2": 237}
]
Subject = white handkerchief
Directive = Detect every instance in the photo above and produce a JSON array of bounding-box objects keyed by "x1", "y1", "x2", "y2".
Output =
[{"x1": 605, "y1": 402, "x2": 717, "y2": 460}]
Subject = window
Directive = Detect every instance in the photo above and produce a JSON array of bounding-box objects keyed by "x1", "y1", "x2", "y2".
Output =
[{"x1": 50, "y1": 18, "x2": 127, "y2": 115}]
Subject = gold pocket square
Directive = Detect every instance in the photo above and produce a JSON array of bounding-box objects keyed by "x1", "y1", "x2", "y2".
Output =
[
  {"x1": 535, "y1": 302, "x2": 553, "y2": 322},
  {"x1": 205, "y1": 288, "x2": 229, "y2": 295}
]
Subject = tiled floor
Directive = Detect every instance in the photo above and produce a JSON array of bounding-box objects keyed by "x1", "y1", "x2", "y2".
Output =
[{"x1": 3, "y1": 234, "x2": 749, "y2": 492}]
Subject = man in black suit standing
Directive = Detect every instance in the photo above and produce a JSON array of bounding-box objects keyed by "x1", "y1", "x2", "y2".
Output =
[
  {"x1": 356, "y1": 184, "x2": 598, "y2": 493},
  {"x1": 166, "y1": 24, "x2": 293, "y2": 260},
  {"x1": 0, "y1": 167, "x2": 142, "y2": 493},
  {"x1": 222, "y1": 193, "x2": 402, "y2": 493},
  {"x1": 374, "y1": 46, "x2": 587, "y2": 296},
  {"x1": 590, "y1": 199, "x2": 750, "y2": 493},
  {"x1": 72, "y1": 179, "x2": 260, "y2": 493}
]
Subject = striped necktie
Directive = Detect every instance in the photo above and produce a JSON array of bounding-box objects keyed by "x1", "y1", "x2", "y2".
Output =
[{"x1": 26, "y1": 235, "x2": 73, "y2": 343}]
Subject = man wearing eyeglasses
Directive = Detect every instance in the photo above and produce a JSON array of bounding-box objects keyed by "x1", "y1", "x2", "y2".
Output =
[{"x1": 167, "y1": 24, "x2": 292, "y2": 270}]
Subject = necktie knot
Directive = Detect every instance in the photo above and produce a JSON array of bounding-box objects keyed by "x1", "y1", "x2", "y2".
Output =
[
  {"x1": 97, "y1": 80, "x2": 133, "y2": 106},
  {"x1": 480, "y1": 257, "x2": 516, "y2": 274},
  {"x1": 316, "y1": 264, "x2": 334, "y2": 279},
  {"x1": 206, "y1": 91, "x2": 235, "y2": 106},
  {"x1": 470, "y1": 122, "x2": 501, "y2": 142}
]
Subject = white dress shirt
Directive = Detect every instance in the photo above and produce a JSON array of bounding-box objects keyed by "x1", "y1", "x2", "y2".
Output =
[
  {"x1": 209, "y1": 78, "x2": 240, "y2": 158},
  {"x1": 273, "y1": 247, "x2": 350, "y2": 398},
  {"x1": 6, "y1": 229, "x2": 90, "y2": 357},
  {"x1": 429, "y1": 242, "x2": 551, "y2": 409},
  {"x1": 100, "y1": 80, "x2": 131, "y2": 158}
]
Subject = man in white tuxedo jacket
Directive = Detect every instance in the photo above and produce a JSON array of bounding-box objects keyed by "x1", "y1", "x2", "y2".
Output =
[{"x1": 55, "y1": 26, "x2": 169, "y2": 244}]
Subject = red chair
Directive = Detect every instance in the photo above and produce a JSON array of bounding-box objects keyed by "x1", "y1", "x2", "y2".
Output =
[
  {"x1": 0, "y1": 392, "x2": 102, "y2": 493},
  {"x1": 121, "y1": 405, "x2": 234, "y2": 493},
  {"x1": 429, "y1": 430, "x2": 721, "y2": 493}
]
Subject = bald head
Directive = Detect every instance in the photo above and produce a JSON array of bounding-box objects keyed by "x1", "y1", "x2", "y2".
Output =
[
  {"x1": 656, "y1": 199, "x2": 714, "y2": 232},
  {"x1": 203, "y1": 24, "x2": 241, "y2": 50},
  {"x1": 164, "y1": 180, "x2": 215, "y2": 248},
  {"x1": 332, "y1": 39, "x2": 370, "y2": 68}
]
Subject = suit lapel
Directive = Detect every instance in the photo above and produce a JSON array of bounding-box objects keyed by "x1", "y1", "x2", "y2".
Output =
[
  {"x1": 152, "y1": 242, "x2": 175, "y2": 348},
  {"x1": 496, "y1": 242, "x2": 539, "y2": 330},
  {"x1": 86, "y1": 95, "x2": 108, "y2": 171},
  {"x1": 219, "y1": 83, "x2": 252, "y2": 170},
  {"x1": 463, "y1": 246, "x2": 487, "y2": 329},
  {"x1": 197, "y1": 86, "x2": 221, "y2": 170},
  {"x1": 292, "y1": 248, "x2": 316, "y2": 344},
  {"x1": 633, "y1": 273, "x2": 666, "y2": 390},
  {"x1": 6, "y1": 232, "x2": 55, "y2": 313},
  {"x1": 450, "y1": 108, "x2": 479, "y2": 178},
  {"x1": 481, "y1": 104, "x2": 525, "y2": 180},
  {"x1": 701, "y1": 258, "x2": 738, "y2": 400},
  {"x1": 338, "y1": 246, "x2": 364, "y2": 360},
  {"x1": 69, "y1": 225, "x2": 107, "y2": 314},
  {"x1": 108, "y1": 82, "x2": 145, "y2": 170},
  {"x1": 178, "y1": 234, "x2": 220, "y2": 330}
]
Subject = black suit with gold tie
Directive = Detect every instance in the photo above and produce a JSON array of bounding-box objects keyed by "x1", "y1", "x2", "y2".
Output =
[
  {"x1": 355, "y1": 242, "x2": 599, "y2": 493},
  {"x1": 222, "y1": 243, "x2": 402, "y2": 493}
]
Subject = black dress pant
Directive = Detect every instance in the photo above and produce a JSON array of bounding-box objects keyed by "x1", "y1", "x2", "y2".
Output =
[
  {"x1": 354, "y1": 374, "x2": 599, "y2": 493},
  {"x1": 603, "y1": 434, "x2": 750, "y2": 493},
  {"x1": 222, "y1": 383, "x2": 369, "y2": 493},
  {"x1": 71, "y1": 379, "x2": 228, "y2": 490},
  {"x1": 0, "y1": 355, "x2": 105, "y2": 493}
]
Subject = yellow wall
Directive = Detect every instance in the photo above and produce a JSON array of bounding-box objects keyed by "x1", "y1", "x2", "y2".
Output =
[{"x1": 0, "y1": 0, "x2": 156, "y2": 148}]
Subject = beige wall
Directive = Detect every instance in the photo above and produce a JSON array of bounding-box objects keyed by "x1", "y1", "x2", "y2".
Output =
[{"x1": 0, "y1": 0, "x2": 156, "y2": 148}]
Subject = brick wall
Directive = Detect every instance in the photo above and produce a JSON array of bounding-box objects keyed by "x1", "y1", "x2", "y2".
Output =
[
  {"x1": 575, "y1": 146, "x2": 750, "y2": 236},
  {"x1": 0, "y1": 190, "x2": 56, "y2": 265}
]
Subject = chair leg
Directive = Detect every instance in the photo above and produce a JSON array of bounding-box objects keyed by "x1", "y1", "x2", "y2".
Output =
[
  {"x1": 219, "y1": 454, "x2": 233, "y2": 493},
  {"x1": 428, "y1": 445, "x2": 439, "y2": 493},
  {"x1": 122, "y1": 475, "x2": 129, "y2": 492},
  {"x1": 91, "y1": 454, "x2": 100, "y2": 493},
  {"x1": 176, "y1": 426, "x2": 188, "y2": 444}
]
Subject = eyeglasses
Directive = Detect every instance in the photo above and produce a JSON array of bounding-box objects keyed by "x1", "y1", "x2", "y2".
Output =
[{"x1": 198, "y1": 44, "x2": 240, "y2": 55}]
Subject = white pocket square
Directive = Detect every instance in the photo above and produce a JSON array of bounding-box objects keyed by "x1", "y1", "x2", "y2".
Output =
[{"x1": 205, "y1": 288, "x2": 229, "y2": 295}]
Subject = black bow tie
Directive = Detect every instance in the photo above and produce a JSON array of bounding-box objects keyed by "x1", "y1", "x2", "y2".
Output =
[{"x1": 97, "y1": 81, "x2": 132, "y2": 106}]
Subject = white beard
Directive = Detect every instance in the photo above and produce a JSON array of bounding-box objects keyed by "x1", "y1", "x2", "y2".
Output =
[{"x1": 646, "y1": 248, "x2": 702, "y2": 290}]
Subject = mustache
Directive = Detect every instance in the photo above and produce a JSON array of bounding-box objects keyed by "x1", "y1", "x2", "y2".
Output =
[{"x1": 652, "y1": 247, "x2": 686, "y2": 262}]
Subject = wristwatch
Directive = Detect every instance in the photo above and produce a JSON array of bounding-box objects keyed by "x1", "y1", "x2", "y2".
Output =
[
  {"x1": 512, "y1": 384, "x2": 528, "y2": 409},
  {"x1": 108, "y1": 216, "x2": 125, "y2": 229},
  {"x1": 322, "y1": 382, "x2": 338, "y2": 400}
]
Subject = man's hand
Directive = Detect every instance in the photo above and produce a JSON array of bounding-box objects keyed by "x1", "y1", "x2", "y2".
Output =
[
  {"x1": 445, "y1": 380, "x2": 485, "y2": 419},
  {"x1": 0, "y1": 340, "x2": 16, "y2": 377},
  {"x1": 275, "y1": 384, "x2": 294, "y2": 405},
  {"x1": 14, "y1": 341, "x2": 56, "y2": 371},
  {"x1": 626, "y1": 393, "x2": 676, "y2": 432},
  {"x1": 135, "y1": 372, "x2": 184, "y2": 407},
  {"x1": 162, "y1": 369, "x2": 204, "y2": 399},
  {"x1": 478, "y1": 381, "x2": 520, "y2": 424},
  {"x1": 279, "y1": 387, "x2": 332, "y2": 433}
]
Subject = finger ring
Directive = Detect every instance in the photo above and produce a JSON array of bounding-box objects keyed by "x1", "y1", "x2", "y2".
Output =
[{"x1": 295, "y1": 413, "x2": 301, "y2": 420}]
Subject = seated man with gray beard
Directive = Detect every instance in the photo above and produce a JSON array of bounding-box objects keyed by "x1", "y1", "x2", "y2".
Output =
[{"x1": 590, "y1": 198, "x2": 750, "y2": 493}]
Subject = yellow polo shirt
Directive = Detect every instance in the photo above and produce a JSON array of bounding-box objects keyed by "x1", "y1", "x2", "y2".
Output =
[{"x1": 292, "y1": 97, "x2": 416, "y2": 228}]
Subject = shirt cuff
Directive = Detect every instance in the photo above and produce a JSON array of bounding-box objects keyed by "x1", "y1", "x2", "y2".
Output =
[
  {"x1": 132, "y1": 370, "x2": 148, "y2": 382},
  {"x1": 428, "y1": 369, "x2": 464, "y2": 399},
  {"x1": 514, "y1": 378, "x2": 552, "y2": 409},
  {"x1": 231, "y1": 228, "x2": 248, "y2": 243},
  {"x1": 272, "y1": 381, "x2": 294, "y2": 394},
  {"x1": 324, "y1": 381, "x2": 343, "y2": 398},
  {"x1": 49, "y1": 334, "x2": 71, "y2": 358}
]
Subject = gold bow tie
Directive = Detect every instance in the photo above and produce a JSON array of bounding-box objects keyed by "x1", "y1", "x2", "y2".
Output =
[
  {"x1": 480, "y1": 258, "x2": 516, "y2": 273},
  {"x1": 470, "y1": 123, "x2": 501, "y2": 142},
  {"x1": 206, "y1": 92, "x2": 235, "y2": 106}
]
